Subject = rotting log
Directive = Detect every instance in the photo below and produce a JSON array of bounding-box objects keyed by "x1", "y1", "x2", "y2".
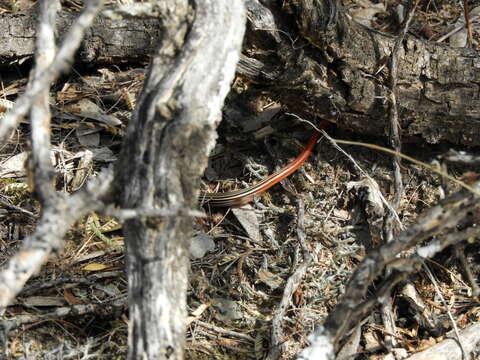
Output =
[{"x1": 1, "y1": 1, "x2": 478, "y2": 145}]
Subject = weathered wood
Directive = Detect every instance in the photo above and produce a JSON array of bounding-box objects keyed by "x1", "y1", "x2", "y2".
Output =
[
  {"x1": 405, "y1": 322, "x2": 480, "y2": 360},
  {"x1": 0, "y1": 10, "x2": 161, "y2": 63},
  {"x1": 1, "y1": 2, "x2": 479, "y2": 146},
  {"x1": 0, "y1": 0, "x2": 109, "y2": 318},
  {"x1": 113, "y1": 1, "x2": 245, "y2": 359},
  {"x1": 241, "y1": 0, "x2": 480, "y2": 146}
]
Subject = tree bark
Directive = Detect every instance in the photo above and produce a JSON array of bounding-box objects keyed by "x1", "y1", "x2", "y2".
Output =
[
  {"x1": 2, "y1": 2, "x2": 478, "y2": 145},
  {"x1": 239, "y1": 0, "x2": 480, "y2": 146},
  {"x1": 113, "y1": 1, "x2": 245, "y2": 359},
  {"x1": 0, "y1": 10, "x2": 161, "y2": 63}
]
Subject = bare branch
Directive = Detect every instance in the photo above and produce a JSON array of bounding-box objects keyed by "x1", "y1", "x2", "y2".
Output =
[
  {"x1": 267, "y1": 199, "x2": 313, "y2": 360},
  {"x1": 29, "y1": 0, "x2": 61, "y2": 204},
  {"x1": 0, "y1": 0, "x2": 104, "y2": 142},
  {"x1": 387, "y1": 0, "x2": 419, "y2": 212},
  {"x1": 113, "y1": 1, "x2": 246, "y2": 358},
  {"x1": 322, "y1": 181, "x2": 480, "y2": 346},
  {"x1": 0, "y1": 169, "x2": 113, "y2": 314}
]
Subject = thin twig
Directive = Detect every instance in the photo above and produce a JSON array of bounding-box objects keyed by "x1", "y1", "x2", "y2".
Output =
[
  {"x1": 387, "y1": 0, "x2": 419, "y2": 211},
  {"x1": 463, "y1": 0, "x2": 473, "y2": 47},
  {"x1": 0, "y1": 0, "x2": 107, "y2": 317},
  {"x1": 292, "y1": 115, "x2": 480, "y2": 197},
  {"x1": 289, "y1": 114, "x2": 403, "y2": 230},
  {"x1": 436, "y1": 15, "x2": 479, "y2": 42},
  {"x1": 0, "y1": 197, "x2": 37, "y2": 219},
  {"x1": 0, "y1": 0, "x2": 105, "y2": 142},
  {"x1": 194, "y1": 321, "x2": 255, "y2": 343},
  {"x1": 322, "y1": 180, "x2": 480, "y2": 346},
  {"x1": 0, "y1": 168, "x2": 113, "y2": 314},
  {"x1": 324, "y1": 136, "x2": 480, "y2": 197},
  {"x1": 321, "y1": 131, "x2": 403, "y2": 230},
  {"x1": 20, "y1": 272, "x2": 122, "y2": 296},
  {"x1": 383, "y1": 3, "x2": 418, "y2": 347},
  {"x1": 103, "y1": 205, "x2": 204, "y2": 219},
  {"x1": 29, "y1": 0, "x2": 60, "y2": 205},
  {"x1": 1, "y1": 296, "x2": 126, "y2": 332},
  {"x1": 423, "y1": 263, "x2": 466, "y2": 359},
  {"x1": 266, "y1": 198, "x2": 313, "y2": 360},
  {"x1": 416, "y1": 226, "x2": 480, "y2": 259},
  {"x1": 455, "y1": 243, "x2": 480, "y2": 298}
]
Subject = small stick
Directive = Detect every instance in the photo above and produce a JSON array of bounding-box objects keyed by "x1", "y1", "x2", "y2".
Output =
[
  {"x1": 266, "y1": 198, "x2": 313, "y2": 360},
  {"x1": 463, "y1": 0, "x2": 474, "y2": 47}
]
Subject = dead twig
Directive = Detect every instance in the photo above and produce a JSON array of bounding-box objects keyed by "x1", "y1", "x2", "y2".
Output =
[
  {"x1": 382, "y1": 2, "x2": 419, "y2": 348},
  {"x1": 404, "y1": 322, "x2": 480, "y2": 360},
  {"x1": 455, "y1": 243, "x2": 480, "y2": 298},
  {"x1": 0, "y1": 0, "x2": 109, "y2": 321},
  {"x1": 322, "y1": 181, "x2": 480, "y2": 347},
  {"x1": 0, "y1": 0, "x2": 105, "y2": 142},
  {"x1": 423, "y1": 263, "x2": 466, "y2": 359},
  {"x1": 0, "y1": 168, "x2": 113, "y2": 315},
  {"x1": 266, "y1": 198, "x2": 313, "y2": 360},
  {"x1": 0, "y1": 197, "x2": 37, "y2": 219},
  {"x1": 28, "y1": 0, "x2": 59, "y2": 208},
  {"x1": 193, "y1": 320, "x2": 255, "y2": 343},
  {"x1": 463, "y1": 0, "x2": 474, "y2": 47},
  {"x1": 320, "y1": 131, "x2": 403, "y2": 230},
  {"x1": 322, "y1": 136, "x2": 480, "y2": 197},
  {"x1": 20, "y1": 271, "x2": 122, "y2": 297},
  {"x1": 387, "y1": 0, "x2": 419, "y2": 213},
  {"x1": 1, "y1": 296, "x2": 126, "y2": 332}
]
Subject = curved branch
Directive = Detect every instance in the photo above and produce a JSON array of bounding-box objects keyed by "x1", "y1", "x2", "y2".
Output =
[{"x1": 114, "y1": 1, "x2": 246, "y2": 358}]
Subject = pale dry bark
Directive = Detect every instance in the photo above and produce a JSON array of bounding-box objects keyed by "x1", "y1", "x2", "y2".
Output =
[
  {"x1": 404, "y1": 322, "x2": 480, "y2": 360},
  {"x1": 0, "y1": 2, "x2": 245, "y2": 359},
  {"x1": 29, "y1": 0, "x2": 60, "y2": 205},
  {"x1": 0, "y1": 1, "x2": 479, "y2": 359},
  {"x1": 0, "y1": 0, "x2": 107, "y2": 315},
  {"x1": 113, "y1": 1, "x2": 245, "y2": 359},
  {"x1": 0, "y1": 10, "x2": 160, "y2": 63}
]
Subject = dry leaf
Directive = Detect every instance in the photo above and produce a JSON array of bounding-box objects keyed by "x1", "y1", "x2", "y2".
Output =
[
  {"x1": 63, "y1": 98, "x2": 122, "y2": 126},
  {"x1": 256, "y1": 268, "x2": 283, "y2": 289},
  {"x1": 64, "y1": 288, "x2": 85, "y2": 305},
  {"x1": 0, "y1": 152, "x2": 28, "y2": 178},
  {"x1": 21, "y1": 296, "x2": 65, "y2": 307},
  {"x1": 83, "y1": 263, "x2": 111, "y2": 271}
]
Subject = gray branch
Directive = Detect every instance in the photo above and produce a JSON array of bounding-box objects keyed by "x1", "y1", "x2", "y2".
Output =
[
  {"x1": 0, "y1": 0, "x2": 105, "y2": 142},
  {"x1": 0, "y1": 0, "x2": 111, "y2": 320},
  {"x1": 113, "y1": 0, "x2": 245, "y2": 359},
  {"x1": 0, "y1": 169, "x2": 113, "y2": 313},
  {"x1": 29, "y1": 0, "x2": 60, "y2": 204}
]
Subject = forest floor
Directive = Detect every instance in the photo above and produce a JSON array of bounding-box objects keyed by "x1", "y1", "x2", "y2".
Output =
[{"x1": 0, "y1": 0, "x2": 479, "y2": 359}]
